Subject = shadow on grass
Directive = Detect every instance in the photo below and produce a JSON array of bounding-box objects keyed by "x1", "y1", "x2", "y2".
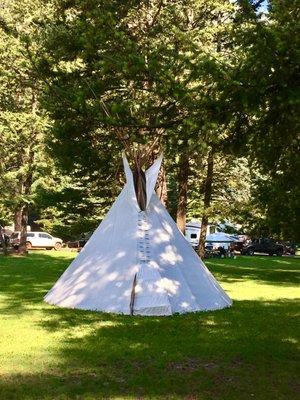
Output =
[
  {"x1": 1, "y1": 300, "x2": 299, "y2": 399},
  {"x1": 0, "y1": 252, "x2": 299, "y2": 316},
  {"x1": 0, "y1": 252, "x2": 299, "y2": 399}
]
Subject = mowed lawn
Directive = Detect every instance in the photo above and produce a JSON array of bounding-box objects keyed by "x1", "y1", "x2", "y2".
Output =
[{"x1": 0, "y1": 252, "x2": 299, "y2": 400}]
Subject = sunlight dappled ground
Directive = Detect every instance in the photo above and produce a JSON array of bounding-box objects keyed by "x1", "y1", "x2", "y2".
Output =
[
  {"x1": 0, "y1": 251, "x2": 299, "y2": 399},
  {"x1": 206, "y1": 256, "x2": 300, "y2": 300}
]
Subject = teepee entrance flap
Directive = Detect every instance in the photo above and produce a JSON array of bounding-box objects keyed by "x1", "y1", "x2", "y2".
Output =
[{"x1": 132, "y1": 262, "x2": 172, "y2": 316}]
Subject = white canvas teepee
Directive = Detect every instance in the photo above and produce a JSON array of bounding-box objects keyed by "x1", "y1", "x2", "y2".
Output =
[{"x1": 44, "y1": 154, "x2": 232, "y2": 315}]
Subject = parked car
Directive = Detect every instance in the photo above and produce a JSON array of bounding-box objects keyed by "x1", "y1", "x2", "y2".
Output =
[
  {"x1": 241, "y1": 238, "x2": 284, "y2": 256},
  {"x1": 230, "y1": 241, "x2": 245, "y2": 253},
  {"x1": 280, "y1": 241, "x2": 296, "y2": 255},
  {"x1": 67, "y1": 239, "x2": 88, "y2": 249},
  {"x1": 67, "y1": 232, "x2": 92, "y2": 249},
  {"x1": 10, "y1": 231, "x2": 63, "y2": 250}
]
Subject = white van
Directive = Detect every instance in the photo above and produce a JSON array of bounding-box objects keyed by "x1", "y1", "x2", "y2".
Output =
[{"x1": 10, "y1": 231, "x2": 63, "y2": 250}]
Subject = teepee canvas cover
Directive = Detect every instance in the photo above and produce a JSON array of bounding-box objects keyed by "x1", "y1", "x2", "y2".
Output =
[{"x1": 45, "y1": 154, "x2": 232, "y2": 315}]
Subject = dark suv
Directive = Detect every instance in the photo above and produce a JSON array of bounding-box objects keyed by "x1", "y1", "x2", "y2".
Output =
[{"x1": 242, "y1": 238, "x2": 284, "y2": 256}]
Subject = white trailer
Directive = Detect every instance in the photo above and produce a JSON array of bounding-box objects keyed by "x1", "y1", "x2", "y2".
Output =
[{"x1": 185, "y1": 221, "x2": 239, "y2": 249}]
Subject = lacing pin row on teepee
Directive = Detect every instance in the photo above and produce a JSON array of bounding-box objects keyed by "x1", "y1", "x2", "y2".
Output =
[{"x1": 137, "y1": 212, "x2": 151, "y2": 265}]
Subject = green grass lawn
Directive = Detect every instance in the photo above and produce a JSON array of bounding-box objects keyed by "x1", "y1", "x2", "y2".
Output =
[{"x1": 0, "y1": 251, "x2": 299, "y2": 400}]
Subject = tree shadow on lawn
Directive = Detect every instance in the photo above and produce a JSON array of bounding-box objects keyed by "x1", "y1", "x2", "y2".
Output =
[
  {"x1": 0, "y1": 251, "x2": 73, "y2": 315},
  {"x1": 0, "y1": 252, "x2": 299, "y2": 317},
  {"x1": 0, "y1": 252, "x2": 299, "y2": 399},
  {"x1": 206, "y1": 256, "x2": 300, "y2": 286},
  {"x1": 1, "y1": 299, "x2": 299, "y2": 399}
]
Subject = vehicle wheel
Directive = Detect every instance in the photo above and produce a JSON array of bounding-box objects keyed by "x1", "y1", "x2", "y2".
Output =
[
  {"x1": 54, "y1": 242, "x2": 62, "y2": 251},
  {"x1": 26, "y1": 241, "x2": 32, "y2": 250},
  {"x1": 276, "y1": 249, "x2": 283, "y2": 257},
  {"x1": 247, "y1": 248, "x2": 254, "y2": 256},
  {"x1": 268, "y1": 252, "x2": 274, "y2": 256}
]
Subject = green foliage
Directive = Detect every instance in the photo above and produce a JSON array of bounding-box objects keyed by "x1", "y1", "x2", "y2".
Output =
[
  {"x1": 34, "y1": 0, "x2": 246, "y2": 237},
  {"x1": 0, "y1": 0, "x2": 298, "y2": 241},
  {"x1": 235, "y1": 0, "x2": 300, "y2": 240},
  {"x1": 34, "y1": 170, "x2": 114, "y2": 240},
  {"x1": 0, "y1": 0, "x2": 112, "y2": 239},
  {"x1": 243, "y1": 170, "x2": 300, "y2": 241},
  {"x1": 187, "y1": 154, "x2": 251, "y2": 222},
  {"x1": 0, "y1": 0, "x2": 50, "y2": 227},
  {"x1": 36, "y1": 0, "x2": 235, "y2": 164}
]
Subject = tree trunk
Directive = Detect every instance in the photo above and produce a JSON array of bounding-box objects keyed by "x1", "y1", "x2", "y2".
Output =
[
  {"x1": 15, "y1": 96, "x2": 37, "y2": 255},
  {"x1": 14, "y1": 208, "x2": 22, "y2": 231},
  {"x1": 18, "y1": 205, "x2": 28, "y2": 255},
  {"x1": 0, "y1": 226, "x2": 8, "y2": 256},
  {"x1": 17, "y1": 169, "x2": 33, "y2": 255},
  {"x1": 198, "y1": 214, "x2": 209, "y2": 259},
  {"x1": 198, "y1": 149, "x2": 214, "y2": 259},
  {"x1": 176, "y1": 151, "x2": 189, "y2": 234}
]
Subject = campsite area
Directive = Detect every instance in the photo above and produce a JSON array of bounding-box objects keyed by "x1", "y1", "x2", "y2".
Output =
[
  {"x1": 0, "y1": 251, "x2": 299, "y2": 400},
  {"x1": 0, "y1": 1, "x2": 299, "y2": 399}
]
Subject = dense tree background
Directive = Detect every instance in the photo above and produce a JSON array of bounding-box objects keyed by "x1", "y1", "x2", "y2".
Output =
[
  {"x1": 0, "y1": 0, "x2": 298, "y2": 250},
  {"x1": 233, "y1": 0, "x2": 300, "y2": 240}
]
